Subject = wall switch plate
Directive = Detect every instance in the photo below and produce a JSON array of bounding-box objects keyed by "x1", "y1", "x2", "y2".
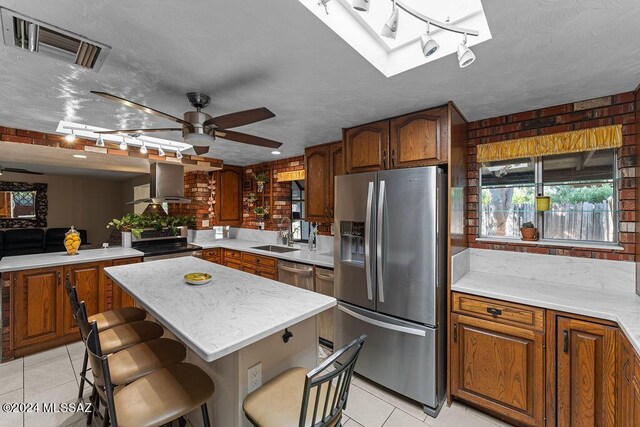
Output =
[
  {"x1": 330, "y1": 223, "x2": 335, "y2": 236},
  {"x1": 248, "y1": 362, "x2": 262, "y2": 393},
  {"x1": 202, "y1": 219, "x2": 210, "y2": 227}
]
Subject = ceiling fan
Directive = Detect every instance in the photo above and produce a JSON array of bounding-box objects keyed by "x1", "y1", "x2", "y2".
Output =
[
  {"x1": 0, "y1": 165, "x2": 43, "y2": 175},
  {"x1": 91, "y1": 91, "x2": 282, "y2": 155}
]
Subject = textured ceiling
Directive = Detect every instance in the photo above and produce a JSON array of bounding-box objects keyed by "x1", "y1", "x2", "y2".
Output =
[{"x1": 0, "y1": 0, "x2": 638, "y2": 167}]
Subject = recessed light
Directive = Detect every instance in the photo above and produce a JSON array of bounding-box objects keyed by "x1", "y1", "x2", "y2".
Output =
[
  {"x1": 271, "y1": 150, "x2": 281, "y2": 155},
  {"x1": 73, "y1": 154, "x2": 87, "y2": 159}
]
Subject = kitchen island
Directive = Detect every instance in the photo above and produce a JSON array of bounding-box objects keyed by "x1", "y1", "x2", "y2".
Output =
[{"x1": 104, "y1": 256, "x2": 336, "y2": 427}]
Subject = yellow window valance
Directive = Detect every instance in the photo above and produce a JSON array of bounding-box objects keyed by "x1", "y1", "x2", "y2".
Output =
[{"x1": 477, "y1": 124, "x2": 622, "y2": 162}]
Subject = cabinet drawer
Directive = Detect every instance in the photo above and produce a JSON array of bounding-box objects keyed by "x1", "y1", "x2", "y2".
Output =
[
  {"x1": 224, "y1": 249, "x2": 242, "y2": 260},
  {"x1": 224, "y1": 260, "x2": 242, "y2": 270},
  {"x1": 203, "y1": 248, "x2": 220, "y2": 259},
  {"x1": 452, "y1": 292, "x2": 544, "y2": 331},
  {"x1": 241, "y1": 252, "x2": 276, "y2": 268},
  {"x1": 242, "y1": 265, "x2": 278, "y2": 280}
]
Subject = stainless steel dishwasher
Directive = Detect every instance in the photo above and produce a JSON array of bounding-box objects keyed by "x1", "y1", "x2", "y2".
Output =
[
  {"x1": 315, "y1": 266, "x2": 335, "y2": 346},
  {"x1": 277, "y1": 260, "x2": 314, "y2": 290}
]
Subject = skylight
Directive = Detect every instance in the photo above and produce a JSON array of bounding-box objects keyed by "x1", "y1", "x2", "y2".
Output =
[{"x1": 299, "y1": 0, "x2": 492, "y2": 77}]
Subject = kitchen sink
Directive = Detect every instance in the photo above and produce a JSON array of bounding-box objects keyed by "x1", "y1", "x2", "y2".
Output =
[{"x1": 251, "y1": 245, "x2": 300, "y2": 253}]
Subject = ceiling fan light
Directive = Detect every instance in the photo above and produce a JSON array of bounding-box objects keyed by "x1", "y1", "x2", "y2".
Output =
[
  {"x1": 420, "y1": 34, "x2": 439, "y2": 57},
  {"x1": 183, "y1": 132, "x2": 214, "y2": 147},
  {"x1": 95, "y1": 134, "x2": 104, "y2": 147},
  {"x1": 457, "y1": 42, "x2": 476, "y2": 68},
  {"x1": 157, "y1": 146, "x2": 166, "y2": 157},
  {"x1": 352, "y1": 0, "x2": 370, "y2": 12},
  {"x1": 381, "y1": 7, "x2": 399, "y2": 39}
]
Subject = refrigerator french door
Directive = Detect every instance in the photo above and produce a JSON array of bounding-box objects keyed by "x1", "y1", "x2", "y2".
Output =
[{"x1": 334, "y1": 166, "x2": 446, "y2": 416}]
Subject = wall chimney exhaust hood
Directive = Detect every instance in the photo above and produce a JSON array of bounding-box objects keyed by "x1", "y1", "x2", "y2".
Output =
[{"x1": 128, "y1": 163, "x2": 193, "y2": 205}]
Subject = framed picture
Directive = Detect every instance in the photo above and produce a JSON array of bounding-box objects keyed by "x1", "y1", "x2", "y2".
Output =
[{"x1": 243, "y1": 179, "x2": 252, "y2": 192}]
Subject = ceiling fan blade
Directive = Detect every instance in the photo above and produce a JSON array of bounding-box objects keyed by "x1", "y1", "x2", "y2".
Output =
[
  {"x1": 95, "y1": 128, "x2": 182, "y2": 135},
  {"x1": 91, "y1": 91, "x2": 190, "y2": 125},
  {"x1": 215, "y1": 130, "x2": 282, "y2": 149},
  {"x1": 3, "y1": 167, "x2": 43, "y2": 175},
  {"x1": 204, "y1": 107, "x2": 275, "y2": 129}
]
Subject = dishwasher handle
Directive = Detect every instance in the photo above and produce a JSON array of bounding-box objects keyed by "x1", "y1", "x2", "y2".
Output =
[
  {"x1": 315, "y1": 271, "x2": 334, "y2": 281},
  {"x1": 279, "y1": 264, "x2": 313, "y2": 275}
]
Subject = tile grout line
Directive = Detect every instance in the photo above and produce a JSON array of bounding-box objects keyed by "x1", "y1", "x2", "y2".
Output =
[{"x1": 350, "y1": 382, "x2": 427, "y2": 424}]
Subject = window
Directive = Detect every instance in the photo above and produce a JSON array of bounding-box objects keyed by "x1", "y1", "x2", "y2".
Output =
[
  {"x1": 291, "y1": 180, "x2": 309, "y2": 242},
  {"x1": 479, "y1": 148, "x2": 617, "y2": 243}
]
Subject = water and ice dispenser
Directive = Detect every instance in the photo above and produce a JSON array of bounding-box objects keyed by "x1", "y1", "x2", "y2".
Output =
[{"x1": 339, "y1": 221, "x2": 365, "y2": 264}]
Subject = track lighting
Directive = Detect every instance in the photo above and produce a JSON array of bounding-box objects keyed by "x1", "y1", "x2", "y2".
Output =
[
  {"x1": 140, "y1": 141, "x2": 147, "y2": 154},
  {"x1": 352, "y1": 0, "x2": 370, "y2": 12},
  {"x1": 157, "y1": 146, "x2": 166, "y2": 157},
  {"x1": 176, "y1": 149, "x2": 183, "y2": 159},
  {"x1": 95, "y1": 134, "x2": 104, "y2": 147},
  {"x1": 381, "y1": 1, "x2": 399, "y2": 39},
  {"x1": 64, "y1": 131, "x2": 75, "y2": 143},
  {"x1": 119, "y1": 137, "x2": 127, "y2": 151},
  {"x1": 420, "y1": 22, "x2": 439, "y2": 57},
  {"x1": 318, "y1": 0, "x2": 331, "y2": 14},
  {"x1": 457, "y1": 33, "x2": 475, "y2": 68}
]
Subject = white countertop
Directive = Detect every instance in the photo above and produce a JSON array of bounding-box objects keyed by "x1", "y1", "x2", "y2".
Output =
[
  {"x1": 453, "y1": 271, "x2": 640, "y2": 355},
  {"x1": 0, "y1": 247, "x2": 144, "y2": 273},
  {"x1": 104, "y1": 256, "x2": 336, "y2": 362},
  {"x1": 194, "y1": 239, "x2": 335, "y2": 268}
]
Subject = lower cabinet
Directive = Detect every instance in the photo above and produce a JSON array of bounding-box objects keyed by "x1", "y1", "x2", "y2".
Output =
[
  {"x1": 556, "y1": 317, "x2": 617, "y2": 426},
  {"x1": 634, "y1": 356, "x2": 640, "y2": 426},
  {"x1": 63, "y1": 262, "x2": 105, "y2": 336},
  {"x1": 618, "y1": 331, "x2": 635, "y2": 426},
  {"x1": 109, "y1": 257, "x2": 142, "y2": 310},
  {"x1": 450, "y1": 313, "x2": 545, "y2": 426},
  {"x1": 314, "y1": 267, "x2": 335, "y2": 344}
]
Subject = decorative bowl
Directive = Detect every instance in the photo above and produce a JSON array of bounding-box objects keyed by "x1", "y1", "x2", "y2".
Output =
[{"x1": 184, "y1": 272, "x2": 212, "y2": 285}]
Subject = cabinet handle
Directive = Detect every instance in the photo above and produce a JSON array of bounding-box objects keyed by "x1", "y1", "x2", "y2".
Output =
[
  {"x1": 255, "y1": 258, "x2": 260, "y2": 263},
  {"x1": 391, "y1": 149, "x2": 396, "y2": 167},
  {"x1": 624, "y1": 359, "x2": 631, "y2": 383},
  {"x1": 57, "y1": 271, "x2": 61, "y2": 286},
  {"x1": 383, "y1": 150, "x2": 387, "y2": 167},
  {"x1": 563, "y1": 330, "x2": 569, "y2": 353},
  {"x1": 453, "y1": 322, "x2": 457, "y2": 343},
  {"x1": 486, "y1": 307, "x2": 502, "y2": 317}
]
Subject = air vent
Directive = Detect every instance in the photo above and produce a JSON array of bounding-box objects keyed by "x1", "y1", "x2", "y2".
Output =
[{"x1": 1, "y1": 8, "x2": 110, "y2": 71}]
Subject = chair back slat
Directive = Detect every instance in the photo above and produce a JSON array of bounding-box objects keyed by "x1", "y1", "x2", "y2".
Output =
[{"x1": 299, "y1": 334, "x2": 367, "y2": 427}]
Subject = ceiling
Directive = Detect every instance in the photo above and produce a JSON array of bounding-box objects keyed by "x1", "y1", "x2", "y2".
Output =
[{"x1": 0, "y1": 0, "x2": 638, "y2": 166}]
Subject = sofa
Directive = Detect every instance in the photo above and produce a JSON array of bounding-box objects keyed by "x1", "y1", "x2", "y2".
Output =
[{"x1": 0, "y1": 228, "x2": 89, "y2": 258}]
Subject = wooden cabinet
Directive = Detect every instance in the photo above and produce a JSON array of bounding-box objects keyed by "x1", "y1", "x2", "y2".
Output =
[
  {"x1": 618, "y1": 331, "x2": 635, "y2": 426},
  {"x1": 109, "y1": 257, "x2": 142, "y2": 310},
  {"x1": 314, "y1": 267, "x2": 334, "y2": 344},
  {"x1": 62, "y1": 262, "x2": 105, "y2": 336},
  {"x1": 389, "y1": 106, "x2": 447, "y2": 168},
  {"x1": 556, "y1": 316, "x2": 617, "y2": 426},
  {"x1": 633, "y1": 356, "x2": 640, "y2": 426},
  {"x1": 14, "y1": 267, "x2": 64, "y2": 349},
  {"x1": 451, "y1": 312, "x2": 545, "y2": 426},
  {"x1": 344, "y1": 120, "x2": 389, "y2": 174},
  {"x1": 216, "y1": 165, "x2": 243, "y2": 226},
  {"x1": 203, "y1": 248, "x2": 222, "y2": 264},
  {"x1": 241, "y1": 252, "x2": 278, "y2": 280},
  {"x1": 305, "y1": 141, "x2": 343, "y2": 222}
]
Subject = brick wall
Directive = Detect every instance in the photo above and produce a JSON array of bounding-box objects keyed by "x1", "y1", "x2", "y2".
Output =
[
  {"x1": 169, "y1": 171, "x2": 212, "y2": 229},
  {"x1": 467, "y1": 92, "x2": 637, "y2": 261}
]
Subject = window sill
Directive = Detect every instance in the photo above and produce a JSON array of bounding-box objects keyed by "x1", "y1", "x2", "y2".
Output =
[{"x1": 476, "y1": 237, "x2": 624, "y2": 251}]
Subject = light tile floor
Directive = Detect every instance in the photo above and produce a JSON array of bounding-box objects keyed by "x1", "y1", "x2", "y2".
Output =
[{"x1": 0, "y1": 343, "x2": 513, "y2": 427}]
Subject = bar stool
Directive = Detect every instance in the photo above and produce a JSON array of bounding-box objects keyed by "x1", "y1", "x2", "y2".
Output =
[
  {"x1": 65, "y1": 279, "x2": 165, "y2": 398},
  {"x1": 78, "y1": 304, "x2": 215, "y2": 427},
  {"x1": 242, "y1": 335, "x2": 367, "y2": 427}
]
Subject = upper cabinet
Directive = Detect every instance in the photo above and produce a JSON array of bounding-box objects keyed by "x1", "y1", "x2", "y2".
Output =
[
  {"x1": 343, "y1": 105, "x2": 450, "y2": 174},
  {"x1": 389, "y1": 106, "x2": 447, "y2": 168},
  {"x1": 305, "y1": 141, "x2": 342, "y2": 222},
  {"x1": 216, "y1": 165, "x2": 243, "y2": 226}
]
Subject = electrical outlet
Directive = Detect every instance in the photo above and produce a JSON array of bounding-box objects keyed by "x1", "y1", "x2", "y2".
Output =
[
  {"x1": 247, "y1": 362, "x2": 262, "y2": 393},
  {"x1": 330, "y1": 223, "x2": 335, "y2": 236},
  {"x1": 202, "y1": 219, "x2": 210, "y2": 228}
]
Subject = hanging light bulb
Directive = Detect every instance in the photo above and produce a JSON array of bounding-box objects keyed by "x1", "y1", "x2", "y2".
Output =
[
  {"x1": 119, "y1": 137, "x2": 127, "y2": 151},
  {"x1": 139, "y1": 140, "x2": 147, "y2": 154},
  {"x1": 95, "y1": 134, "x2": 105, "y2": 147},
  {"x1": 381, "y1": 1, "x2": 399, "y2": 39},
  {"x1": 420, "y1": 22, "x2": 439, "y2": 57},
  {"x1": 157, "y1": 146, "x2": 166, "y2": 157},
  {"x1": 352, "y1": 0, "x2": 370, "y2": 12},
  {"x1": 176, "y1": 149, "x2": 183, "y2": 159},
  {"x1": 64, "y1": 131, "x2": 76, "y2": 143},
  {"x1": 457, "y1": 33, "x2": 476, "y2": 68}
]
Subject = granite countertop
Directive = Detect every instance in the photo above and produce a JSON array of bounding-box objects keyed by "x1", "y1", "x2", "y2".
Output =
[
  {"x1": 104, "y1": 257, "x2": 336, "y2": 362},
  {"x1": 452, "y1": 271, "x2": 640, "y2": 355},
  {"x1": 194, "y1": 238, "x2": 334, "y2": 268},
  {"x1": 0, "y1": 247, "x2": 144, "y2": 273}
]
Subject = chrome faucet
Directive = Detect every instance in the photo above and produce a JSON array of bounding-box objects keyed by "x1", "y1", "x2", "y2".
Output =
[{"x1": 279, "y1": 217, "x2": 294, "y2": 247}]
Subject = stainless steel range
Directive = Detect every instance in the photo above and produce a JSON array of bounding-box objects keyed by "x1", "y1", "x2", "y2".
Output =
[{"x1": 133, "y1": 234, "x2": 202, "y2": 261}]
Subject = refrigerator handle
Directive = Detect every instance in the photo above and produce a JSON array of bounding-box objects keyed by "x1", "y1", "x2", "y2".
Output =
[
  {"x1": 376, "y1": 180, "x2": 385, "y2": 303},
  {"x1": 338, "y1": 305, "x2": 426, "y2": 336},
  {"x1": 364, "y1": 181, "x2": 374, "y2": 301}
]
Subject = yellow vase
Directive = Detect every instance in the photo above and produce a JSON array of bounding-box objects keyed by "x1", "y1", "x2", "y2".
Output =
[
  {"x1": 64, "y1": 226, "x2": 81, "y2": 255},
  {"x1": 536, "y1": 196, "x2": 550, "y2": 212}
]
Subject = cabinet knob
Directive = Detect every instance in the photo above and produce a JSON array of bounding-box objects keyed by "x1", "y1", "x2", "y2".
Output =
[{"x1": 486, "y1": 307, "x2": 502, "y2": 317}]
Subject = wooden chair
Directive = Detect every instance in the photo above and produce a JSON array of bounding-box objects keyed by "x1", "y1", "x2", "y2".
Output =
[
  {"x1": 78, "y1": 303, "x2": 215, "y2": 427},
  {"x1": 243, "y1": 334, "x2": 367, "y2": 427}
]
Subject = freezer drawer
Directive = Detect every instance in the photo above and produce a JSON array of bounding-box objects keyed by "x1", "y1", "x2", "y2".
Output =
[{"x1": 335, "y1": 303, "x2": 445, "y2": 412}]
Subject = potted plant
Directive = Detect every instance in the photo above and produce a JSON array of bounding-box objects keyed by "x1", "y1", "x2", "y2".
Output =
[
  {"x1": 246, "y1": 192, "x2": 257, "y2": 212},
  {"x1": 253, "y1": 206, "x2": 269, "y2": 230},
  {"x1": 107, "y1": 214, "x2": 143, "y2": 247},
  {"x1": 520, "y1": 221, "x2": 538, "y2": 241},
  {"x1": 254, "y1": 172, "x2": 269, "y2": 193}
]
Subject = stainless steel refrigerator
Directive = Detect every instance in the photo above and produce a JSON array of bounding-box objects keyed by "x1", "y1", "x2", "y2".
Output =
[{"x1": 334, "y1": 166, "x2": 447, "y2": 417}]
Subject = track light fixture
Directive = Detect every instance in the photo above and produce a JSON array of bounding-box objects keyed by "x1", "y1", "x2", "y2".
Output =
[
  {"x1": 381, "y1": 1, "x2": 399, "y2": 39},
  {"x1": 119, "y1": 137, "x2": 127, "y2": 151},
  {"x1": 176, "y1": 149, "x2": 183, "y2": 159},
  {"x1": 95, "y1": 134, "x2": 104, "y2": 147},
  {"x1": 457, "y1": 33, "x2": 476, "y2": 68},
  {"x1": 139, "y1": 140, "x2": 147, "y2": 154},
  {"x1": 318, "y1": 0, "x2": 331, "y2": 14},
  {"x1": 420, "y1": 22, "x2": 439, "y2": 57},
  {"x1": 64, "y1": 131, "x2": 75, "y2": 143},
  {"x1": 352, "y1": 0, "x2": 370, "y2": 12},
  {"x1": 157, "y1": 146, "x2": 166, "y2": 157}
]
